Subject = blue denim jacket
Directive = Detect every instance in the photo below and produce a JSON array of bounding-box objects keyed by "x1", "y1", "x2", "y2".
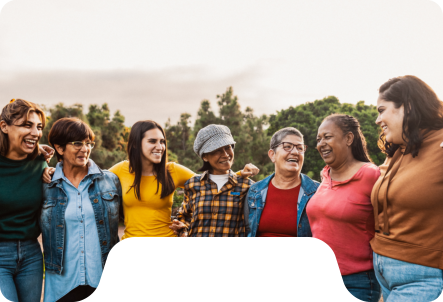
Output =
[
  {"x1": 244, "y1": 173, "x2": 319, "y2": 237},
  {"x1": 40, "y1": 163, "x2": 122, "y2": 274}
]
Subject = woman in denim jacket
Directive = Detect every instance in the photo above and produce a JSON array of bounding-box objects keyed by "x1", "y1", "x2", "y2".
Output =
[
  {"x1": 245, "y1": 127, "x2": 319, "y2": 237},
  {"x1": 40, "y1": 118, "x2": 122, "y2": 302}
]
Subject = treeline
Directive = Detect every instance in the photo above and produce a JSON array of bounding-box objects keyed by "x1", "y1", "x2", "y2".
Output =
[
  {"x1": 165, "y1": 87, "x2": 384, "y2": 181},
  {"x1": 40, "y1": 103, "x2": 129, "y2": 168},
  {"x1": 39, "y1": 87, "x2": 385, "y2": 181}
]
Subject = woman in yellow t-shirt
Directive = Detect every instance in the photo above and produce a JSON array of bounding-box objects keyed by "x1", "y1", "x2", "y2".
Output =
[{"x1": 110, "y1": 120, "x2": 258, "y2": 238}]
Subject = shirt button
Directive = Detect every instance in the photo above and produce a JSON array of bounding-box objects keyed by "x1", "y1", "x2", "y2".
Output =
[
  {"x1": 81, "y1": 236, "x2": 83, "y2": 239},
  {"x1": 81, "y1": 251, "x2": 84, "y2": 253},
  {"x1": 99, "y1": 220, "x2": 104, "y2": 224},
  {"x1": 102, "y1": 241, "x2": 107, "y2": 245},
  {"x1": 93, "y1": 199, "x2": 98, "y2": 203},
  {"x1": 79, "y1": 206, "x2": 81, "y2": 208},
  {"x1": 80, "y1": 220, "x2": 83, "y2": 223},
  {"x1": 78, "y1": 193, "x2": 80, "y2": 195}
]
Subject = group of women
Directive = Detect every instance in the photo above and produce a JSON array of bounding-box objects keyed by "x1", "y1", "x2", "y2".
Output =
[{"x1": 0, "y1": 75, "x2": 442, "y2": 302}]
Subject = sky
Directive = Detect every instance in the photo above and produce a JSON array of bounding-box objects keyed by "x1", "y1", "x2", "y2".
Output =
[{"x1": 0, "y1": 0, "x2": 443, "y2": 126}]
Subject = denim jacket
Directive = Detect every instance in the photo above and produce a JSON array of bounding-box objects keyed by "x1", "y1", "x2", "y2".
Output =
[
  {"x1": 39, "y1": 164, "x2": 122, "y2": 274},
  {"x1": 244, "y1": 173, "x2": 319, "y2": 237}
]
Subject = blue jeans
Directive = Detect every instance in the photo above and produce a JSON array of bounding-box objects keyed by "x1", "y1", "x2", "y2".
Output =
[
  {"x1": 0, "y1": 240, "x2": 43, "y2": 302},
  {"x1": 342, "y1": 270, "x2": 381, "y2": 302},
  {"x1": 373, "y1": 252, "x2": 443, "y2": 302}
]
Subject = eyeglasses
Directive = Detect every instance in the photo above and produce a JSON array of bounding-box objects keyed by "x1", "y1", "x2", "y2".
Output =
[
  {"x1": 67, "y1": 141, "x2": 95, "y2": 149},
  {"x1": 272, "y1": 142, "x2": 307, "y2": 154}
]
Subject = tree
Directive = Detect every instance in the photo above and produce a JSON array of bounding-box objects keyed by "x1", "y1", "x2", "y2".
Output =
[
  {"x1": 267, "y1": 96, "x2": 384, "y2": 180},
  {"x1": 165, "y1": 87, "x2": 270, "y2": 179},
  {"x1": 41, "y1": 103, "x2": 129, "y2": 169}
]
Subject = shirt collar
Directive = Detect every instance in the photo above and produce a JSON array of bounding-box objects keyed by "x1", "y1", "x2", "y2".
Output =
[{"x1": 52, "y1": 159, "x2": 101, "y2": 181}]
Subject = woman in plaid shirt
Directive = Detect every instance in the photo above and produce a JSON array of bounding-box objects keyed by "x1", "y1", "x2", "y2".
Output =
[{"x1": 171, "y1": 124, "x2": 255, "y2": 237}]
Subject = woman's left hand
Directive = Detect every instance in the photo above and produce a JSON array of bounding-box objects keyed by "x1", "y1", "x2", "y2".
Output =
[
  {"x1": 241, "y1": 163, "x2": 260, "y2": 178},
  {"x1": 39, "y1": 144, "x2": 55, "y2": 163},
  {"x1": 42, "y1": 167, "x2": 56, "y2": 183}
]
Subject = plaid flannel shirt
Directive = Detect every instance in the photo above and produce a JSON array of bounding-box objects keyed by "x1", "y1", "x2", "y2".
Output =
[{"x1": 177, "y1": 170, "x2": 253, "y2": 237}]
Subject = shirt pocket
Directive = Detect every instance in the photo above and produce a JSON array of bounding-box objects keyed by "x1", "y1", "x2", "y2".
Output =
[{"x1": 101, "y1": 192, "x2": 120, "y2": 218}]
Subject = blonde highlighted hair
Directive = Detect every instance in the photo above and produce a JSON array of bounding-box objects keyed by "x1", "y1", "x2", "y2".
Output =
[{"x1": 0, "y1": 99, "x2": 46, "y2": 159}]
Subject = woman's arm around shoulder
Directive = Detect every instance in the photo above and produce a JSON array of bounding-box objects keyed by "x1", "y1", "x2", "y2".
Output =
[
  {"x1": 167, "y1": 162, "x2": 196, "y2": 189},
  {"x1": 108, "y1": 160, "x2": 127, "y2": 176}
]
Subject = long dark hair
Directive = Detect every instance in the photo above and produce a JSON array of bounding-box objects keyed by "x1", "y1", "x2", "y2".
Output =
[
  {"x1": 127, "y1": 120, "x2": 175, "y2": 200},
  {"x1": 323, "y1": 114, "x2": 373, "y2": 163},
  {"x1": 378, "y1": 75, "x2": 443, "y2": 157}
]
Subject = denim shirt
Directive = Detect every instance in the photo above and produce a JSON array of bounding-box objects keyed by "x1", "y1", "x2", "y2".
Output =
[
  {"x1": 244, "y1": 173, "x2": 319, "y2": 237},
  {"x1": 40, "y1": 159, "x2": 122, "y2": 277}
]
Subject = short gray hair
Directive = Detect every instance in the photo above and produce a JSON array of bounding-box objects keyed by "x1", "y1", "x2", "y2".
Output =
[{"x1": 270, "y1": 127, "x2": 303, "y2": 149}]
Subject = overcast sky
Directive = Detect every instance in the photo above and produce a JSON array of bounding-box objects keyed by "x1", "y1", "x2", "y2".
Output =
[{"x1": 0, "y1": 0, "x2": 442, "y2": 126}]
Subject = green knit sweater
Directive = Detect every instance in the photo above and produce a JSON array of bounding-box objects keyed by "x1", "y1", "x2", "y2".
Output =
[{"x1": 0, "y1": 154, "x2": 47, "y2": 240}]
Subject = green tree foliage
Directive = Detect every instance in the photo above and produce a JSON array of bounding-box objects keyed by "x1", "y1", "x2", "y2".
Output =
[
  {"x1": 165, "y1": 87, "x2": 271, "y2": 180},
  {"x1": 41, "y1": 103, "x2": 129, "y2": 169},
  {"x1": 40, "y1": 91, "x2": 384, "y2": 184},
  {"x1": 267, "y1": 96, "x2": 384, "y2": 180}
]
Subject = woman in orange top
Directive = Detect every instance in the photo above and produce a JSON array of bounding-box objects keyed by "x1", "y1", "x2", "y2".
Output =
[
  {"x1": 371, "y1": 76, "x2": 443, "y2": 302},
  {"x1": 110, "y1": 120, "x2": 258, "y2": 238}
]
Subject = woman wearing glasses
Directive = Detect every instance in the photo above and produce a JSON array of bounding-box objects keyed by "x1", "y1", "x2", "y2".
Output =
[
  {"x1": 40, "y1": 117, "x2": 122, "y2": 302},
  {"x1": 306, "y1": 114, "x2": 381, "y2": 302},
  {"x1": 244, "y1": 127, "x2": 319, "y2": 237}
]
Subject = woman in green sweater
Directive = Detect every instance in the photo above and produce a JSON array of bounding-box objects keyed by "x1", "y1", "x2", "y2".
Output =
[{"x1": 0, "y1": 99, "x2": 50, "y2": 302}]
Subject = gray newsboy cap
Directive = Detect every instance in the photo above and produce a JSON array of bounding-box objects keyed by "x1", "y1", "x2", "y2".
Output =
[{"x1": 193, "y1": 124, "x2": 236, "y2": 158}]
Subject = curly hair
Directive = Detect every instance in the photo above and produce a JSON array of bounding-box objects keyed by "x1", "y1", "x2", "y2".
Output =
[{"x1": 378, "y1": 75, "x2": 443, "y2": 157}]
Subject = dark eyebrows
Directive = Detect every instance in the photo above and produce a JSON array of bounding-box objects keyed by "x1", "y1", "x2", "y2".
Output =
[
  {"x1": 147, "y1": 138, "x2": 165, "y2": 141},
  {"x1": 24, "y1": 120, "x2": 42, "y2": 127}
]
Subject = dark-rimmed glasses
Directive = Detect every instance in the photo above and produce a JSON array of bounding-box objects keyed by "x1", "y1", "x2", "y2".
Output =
[
  {"x1": 272, "y1": 142, "x2": 307, "y2": 154},
  {"x1": 67, "y1": 141, "x2": 95, "y2": 150}
]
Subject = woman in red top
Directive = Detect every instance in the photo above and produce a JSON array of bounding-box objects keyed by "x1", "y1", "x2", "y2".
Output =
[{"x1": 306, "y1": 114, "x2": 381, "y2": 302}]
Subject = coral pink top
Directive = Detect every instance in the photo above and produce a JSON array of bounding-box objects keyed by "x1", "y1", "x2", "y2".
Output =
[{"x1": 306, "y1": 163, "x2": 380, "y2": 275}]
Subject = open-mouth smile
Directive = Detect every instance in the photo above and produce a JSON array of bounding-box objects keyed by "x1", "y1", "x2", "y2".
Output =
[
  {"x1": 321, "y1": 150, "x2": 332, "y2": 157},
  {"x1": 23, "y1": 139, "x2": 37, "y2": 149}
]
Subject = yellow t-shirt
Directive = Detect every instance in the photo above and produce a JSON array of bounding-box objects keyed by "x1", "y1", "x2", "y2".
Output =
[{"x1": 109, "y1": 161, "x2": 195, "y2": 238}]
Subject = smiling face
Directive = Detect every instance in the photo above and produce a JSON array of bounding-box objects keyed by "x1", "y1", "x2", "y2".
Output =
[
  {"x1": 202, "y1": 145, "x2": 234, "y2": 175},
  {"x1": 141, "y1": 128, "x2": 166, "y2": 165},
  {"x1": 317, "y1": 120, "x2": 353, "y2": 168},
  {"x1": 55, "y1": 138, "x2": 92, "y2": 168},
  {"x1": 0, "y1": 111, "x2": 43, "y2": 160},
  {"x1": 269, "y1": 135, "x2": 304, "y2": 176},
  {"x1": 376, "y1": 95, "x2": 405, "y2": 146}
]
